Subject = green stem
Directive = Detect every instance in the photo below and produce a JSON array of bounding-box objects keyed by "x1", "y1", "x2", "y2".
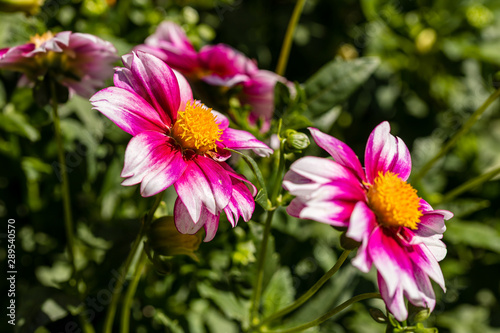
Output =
[
  {"x1": 275, "y1": 0, "x2": 307, "y2": 76},
  {"x1": 255, "y1": 250, "x2": 351, "y2": 330},
  {"x1": 120, "y1": 248, "x2": 148, "y2": 333},
  {"x1": 413, "y1": 88, "x2": 500, "y2": 184},
  {"x1": 103, "y1": 194, "x2": 163, "y2": 333},
  {"x1": 260, "y1": 293, "x2": 381, "y2": 333},
  {"x1": 270, "y1": 140, "x2": 286, "y2": 205},
  {"x1": 439, "y1": 165, "x2": 500, "y2": 204},
  {"x1": 249, "y1": 209, "x2": 276, "y2": 326},
  {"x1": 50, "y1": 80, "x2": 76, "y2": 275}
]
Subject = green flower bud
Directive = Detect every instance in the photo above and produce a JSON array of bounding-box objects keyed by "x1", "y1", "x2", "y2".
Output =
[
  {"x1": 408, "y1": 304, "x2": 431, "y2": 324},
  {"x1": 369, "y1": 308, "x2": 388, "y2": 323},
  {"x1": 284, "y1": 129, "x2": 310, "y2": 153},
  {"x1": 147, "y1": 216, "x2": 202, "y2": 261}
]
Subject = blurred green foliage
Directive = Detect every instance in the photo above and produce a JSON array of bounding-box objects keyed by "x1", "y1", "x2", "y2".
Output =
[{"x1": 1, "y1": 0, "x2": 500, "y2": 332}]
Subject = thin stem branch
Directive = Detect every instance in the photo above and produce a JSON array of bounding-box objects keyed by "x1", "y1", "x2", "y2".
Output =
[
  {"x1": 413, "y1": 88, "x2": 500, "y2": 184},
  {"x1": 50, "y1": 80, "x2": 76, "y2": 275},
  {"x1": 103, "y1": 194, "x2": 163, "y2": 333},
  {"x1": 250, "y1": 209, "x2": 276, "y2": 326},
  {"x1": 261, "y1": 293, "x2": 381, "y2": 333},
  {"x1": 275, "y1": 0, "x2": 307, "y2": 76},
  {"x1": 120, "y1": 248, "x2": 148, "y2": 333},
  {"x1": 270, "y1": 140, "x2": 286, "y2": 205},
  {"x1": 439, "y1": 165, "x2": 500, "y2": 203},
  {"x1": 255, "y1": 250, "x2": 351, "y2": 329}
]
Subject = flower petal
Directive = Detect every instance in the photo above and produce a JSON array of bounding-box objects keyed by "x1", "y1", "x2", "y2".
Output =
[
  {"x1": 287, "y1": 157, "x2": 360, "y2": 185},
  {"x1": 130, "y1": 51, "x2": 184, "y2": 124},
  {"x1": 220, "y1": 128, "x2": 273, "y2": 157},
  {"x1": 348, "y1": 201, "x2": 377, "y2": 272},
  {"x1": 365, "y1": 121, "x2": 411, "y2": 183},
  {"x1": 90, "y1": 87, "x2": 166, "y2": 136},
  {"x1": 224, "y1": 180, "x2": 255, "y2": 227},
  {"x1": 174, "y1": 160, "x2": 217, "y2": 223},
  {"x1": 309, "y1": 127, "x2": 366, "y2": 182},
  {"x1": 195, "y1": 157, "x2": 232, "y2": 213},
  {"x1": 378, "y1": 274, "x2": 408, "y2": 322},
  {"x1": 174, "y1": 198, "x2": 221, "y2": 242}
]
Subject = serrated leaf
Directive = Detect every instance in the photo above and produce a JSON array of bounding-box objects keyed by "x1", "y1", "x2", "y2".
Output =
[
  {"x1": 262, "y1": 267, "x2": 295, "y2": 317},
  {"x1": 305, "y1": 57, "x2": 380, "y2": 115}
]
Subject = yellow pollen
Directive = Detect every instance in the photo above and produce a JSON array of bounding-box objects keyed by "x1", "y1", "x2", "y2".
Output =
[
  {"x1": 367, "y1": 171, "x2": 422, "y2": 230},
  {"x1": 172, "y1": 101, "x2": 222, "y2": 153},
  {"x1": 30, "y1": 32, "x2": 54, "y2": 48}
]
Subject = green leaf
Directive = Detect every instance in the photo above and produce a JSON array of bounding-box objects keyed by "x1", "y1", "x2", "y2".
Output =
[
  {"x1": 304, "y1": 57, "x2": 380, "y2": 116},
  {"x1": 445, "y1": 219, "x2": 500, "y2": 253},
  {"x1": 262, "y1": 267, "x2": 295, "y2": 317},
  {"x1": 197, "y1": 283, "x2": 249, "y2": 324}
]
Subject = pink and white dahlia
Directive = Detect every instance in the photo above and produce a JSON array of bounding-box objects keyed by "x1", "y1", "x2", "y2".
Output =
[
  {"x1": 282, "y1": 122, "x2": 453, "y2": 321},
  {"x1": 134, "y1": 21, "x2": 293, "y2": 127},
  {"x1": 0, "y1": 31, "x2": 118, "y2": 98},
  {"x1": 134, "y1": 21, "x2": 257, "y2": 86},
  {"x1": 90, "y1": 51, "x2": 273, "y2": 242}
]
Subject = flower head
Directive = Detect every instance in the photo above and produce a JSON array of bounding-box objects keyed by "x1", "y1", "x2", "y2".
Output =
[
  {"x1": 134, "y1": 21, "x2": 293, "y2": 128},
  {"x1": 283, "y1": 122, "x2": 453, "y2": 321},
  {"x1": 0, "y1": 31, "x2": 118, "y2": 98},
  {"x1": 90, "y1": 51, "x2": 272, "y2": 242}
]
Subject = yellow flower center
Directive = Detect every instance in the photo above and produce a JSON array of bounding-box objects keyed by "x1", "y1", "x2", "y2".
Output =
[
  {"x1": 172, "y1": 101, "x2": 222, "y2": 153},
  {"x1": 30, "y1": 32, "x2": 54, "y2": 48},
  {"x1": 367, "y1": 171, "x2": 422, "y2": 230}
]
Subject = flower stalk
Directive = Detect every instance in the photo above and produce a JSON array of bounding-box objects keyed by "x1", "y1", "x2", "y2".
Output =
[
  {"x1": 50, "y1": 78, "x2": 76, "y2": 276},
  {"x1": 275, "y1": 0, "x2": 307, "y2": 76},
  {"x1": 103, "y1": 193, "x2": 163, "y2": 333},
  {"x1": 120, "y1": 248, "x2": 148, "y2": 333},
  {"x1": 260, "y1": 293, "x2": 381, "y2": 333}
]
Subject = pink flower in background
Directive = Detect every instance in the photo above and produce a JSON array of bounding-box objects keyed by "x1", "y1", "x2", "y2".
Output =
[
  {"x1": 134, "y1": 21, "x2": 293, "y2": 128},
  {"x1": 90, "y1": 51, "x2": 272, "y2": 241},
  {"x1": 283, "y1": 122, "x2": 453, "y2": 321},
  {"x1": 0, "y1": 31, "x2": 118, "y2": 98}
]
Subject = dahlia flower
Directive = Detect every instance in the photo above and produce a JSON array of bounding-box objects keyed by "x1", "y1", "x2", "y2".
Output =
[
  {"x1": 90, "y1": 51, "x2": 272, "y2": 241},
  {"x1": 134, "y1": 21, "x2": 293, "y2": 127},
  {"x1": 0, "y1": 31, "x2": 118, "y2": 98},
  {"x1": 282, "y1": 122, "x2": 453, "y2": 321}
]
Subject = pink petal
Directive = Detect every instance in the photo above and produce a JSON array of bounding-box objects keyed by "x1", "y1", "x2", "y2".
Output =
[
  {"x1": 120, "y1": 132, "x2": 185, "y2": 193},
  {"x1": 377, "y1": 274, "x2": 408, "y2": 321},
  {"x1": 364, "y1": 121, "x2": 412, "y2": 183},
  {"x1": 130, "y1": 51, "x2": 183, "y2": 124},
  {"x1": 173, "y1": 69, "x2": 193, "y2": 112},
  {"x1": 174, "y1": 197, "x2": 205, "y2": 234},
  {"x1": 309, "y1": 127, "x2": 366, "y2": 182},
  {"x1": 219, "y1": 162, "x2": 257, "y2": 196},
  {"x1": 224, "y1": 180, "x2": 255, "y2": 227},
  {"x1": 220, "y1": 128, "x2": 273, "y2": 157},
  {"x1": 347, "y1": 201, "x2": 377, "y2": 272},
  {"x1": 90, "y1": 87, "x2": 166, "y2": 136},
  {"x1": 174, "y1": 199, "x2": 220, "y2": 242},
  {"x1": 297, "y1": 199, "x2": 354, "y2": 227},
  {"x1": 139, "y1": 145, "x2": 188, "y2": 197},
  {"x1": 195, "y1": 157, "x2": 232, "y2": 213},
  {"x1": 287, "y1": 157, "x2": 361, "y2": 185},
  {"x1": 174, "y1": 160, "x2": 217, "y2": 223}
]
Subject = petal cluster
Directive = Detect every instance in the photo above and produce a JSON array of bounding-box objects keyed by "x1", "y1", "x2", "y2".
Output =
[
  {"x1": 134, "y1": 21, "x2": 294, "y2": 129},
  {"x1": 90, "y1": 51, "x2": 272, "y2": 241},
  {"x1": 283, "y1": 122, "x2": 453, "y2": 321},
  {"x1": 0, "y1": 31, "x2": 118, "y2": 98}
]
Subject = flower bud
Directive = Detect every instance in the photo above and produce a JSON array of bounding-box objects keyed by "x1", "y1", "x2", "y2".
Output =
[
  {"x1": 147, "y1": 216, "x2": 202, "y2": 261},
  {"x1": 408, "y1": 303, "x2": 431, "y2": 323},
  {"x1": 0, "y1": 0, "x2": 44, "y2": 15},
  {"x1": 284, "y1": 129, "x2": 310, "y2": 153},
  {"x1": 369, "y1": 308, "x2": 388, "y2": 323}
]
